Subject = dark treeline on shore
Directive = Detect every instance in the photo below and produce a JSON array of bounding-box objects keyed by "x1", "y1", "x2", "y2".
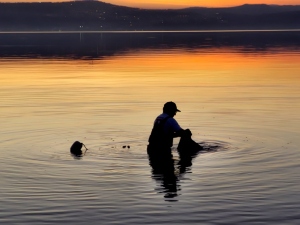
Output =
[{"x1": 0, "y1": 1, "x2": 300, "y2": 31}]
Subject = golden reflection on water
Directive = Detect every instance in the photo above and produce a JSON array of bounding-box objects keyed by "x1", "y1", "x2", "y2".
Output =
[
  {"x1": 1, "y1": 48, "x2": 300, "y2": 136},
  {"x1": 1, "y1": 49, "x2": 300, "y2": 86},
  {"x1": 1, "y1": 47, "x2": 300, "y2": 219}
]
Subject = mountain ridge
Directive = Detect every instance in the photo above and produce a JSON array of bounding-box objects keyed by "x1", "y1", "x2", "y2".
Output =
[{"x1": 0, "y1": 1, "x2": 299, "y2": 31}]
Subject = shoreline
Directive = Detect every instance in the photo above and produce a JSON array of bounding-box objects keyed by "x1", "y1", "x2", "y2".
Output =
[{"x1": 1, "y1": 29, "x2": 300, "y2": 34}]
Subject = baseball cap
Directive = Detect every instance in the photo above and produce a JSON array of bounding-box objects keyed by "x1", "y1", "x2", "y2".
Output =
[{"x1": 163, "y1": 101, "x2": 181, "y2": 112}]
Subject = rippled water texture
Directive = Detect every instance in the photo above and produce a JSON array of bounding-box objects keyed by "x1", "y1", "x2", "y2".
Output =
[{"x1": 0, "y1": 32, "x2": 300, "y2": 224}]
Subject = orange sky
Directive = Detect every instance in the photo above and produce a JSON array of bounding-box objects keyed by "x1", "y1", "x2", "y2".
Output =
[{"x1": 1, "y1": 0, "x2": 300, "y2": 9}]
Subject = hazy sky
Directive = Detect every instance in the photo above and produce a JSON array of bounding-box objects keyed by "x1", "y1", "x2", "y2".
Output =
[{"x1": 1, "y1": 0, "x2": 300, "y2": 9}]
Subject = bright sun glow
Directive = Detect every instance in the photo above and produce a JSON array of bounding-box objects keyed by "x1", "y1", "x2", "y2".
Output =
[{"x1": 1, "y1": 0, "x2": 300, "y2": 9}]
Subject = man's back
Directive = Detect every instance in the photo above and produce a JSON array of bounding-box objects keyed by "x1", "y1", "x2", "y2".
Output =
[{"x1": 148, "y1": 113, "x2": 182, "y2": 149}]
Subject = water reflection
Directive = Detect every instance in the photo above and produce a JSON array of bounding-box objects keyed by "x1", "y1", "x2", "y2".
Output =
[
  {"x1": 0, "y1": 31, "x2": 300, "y2": 59},
  {"x1": 1, "y1": 31, "x2": 300, "y2": 224},
  {"x1": 148, "y1": 135, "x2": 224, "y2": 200},
  {"x1": 148, "y1": 150, "x2": 180, "y2": 199},
  {"x1": 147, "y1": 137, "x2": 204, "y2": 200}
]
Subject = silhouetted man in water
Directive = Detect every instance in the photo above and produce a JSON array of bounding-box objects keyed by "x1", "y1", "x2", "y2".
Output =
[
  {"x1": 148, "y1": 101, "x2": 191, "y2": 156},
  {"x1": 147, "y1": 101, "x2": 192, "y2": 198}
]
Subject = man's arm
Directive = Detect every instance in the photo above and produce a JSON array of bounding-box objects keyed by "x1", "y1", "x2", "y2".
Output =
[{"x1": 173, "y1": 129, "x2": 192, "y2": 138}]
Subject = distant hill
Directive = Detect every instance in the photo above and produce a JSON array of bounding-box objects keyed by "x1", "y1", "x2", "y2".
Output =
[
  {"x1": 0, "y1": 2, "x2": 299, "y2": 31},
  {"x1": 182, "y1": 4, "x2": 300, "y2": 15}
]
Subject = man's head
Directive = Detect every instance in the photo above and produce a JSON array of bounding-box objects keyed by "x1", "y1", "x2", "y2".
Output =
[{"x1": 163, "y1": 101, "x2": 181, "y2": 117}]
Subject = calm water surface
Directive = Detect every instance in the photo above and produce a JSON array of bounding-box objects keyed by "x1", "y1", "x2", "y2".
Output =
[{"x1": 0, "y1": 32, "x2": 300, "y2": 224}]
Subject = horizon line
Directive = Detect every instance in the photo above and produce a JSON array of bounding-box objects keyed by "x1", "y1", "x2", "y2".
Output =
[{"x1": 1, "y1": 29, "x2": 300, "y2": 34}]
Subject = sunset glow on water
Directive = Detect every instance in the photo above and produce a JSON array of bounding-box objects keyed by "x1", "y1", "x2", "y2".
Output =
[{"x1": 0, "y1": 32, "x2": 300, "y2": 224}]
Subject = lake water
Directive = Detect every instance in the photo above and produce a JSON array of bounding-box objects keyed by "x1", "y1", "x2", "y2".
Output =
[{"x1": 1, "y1": 31, "x2": 300, "y2": 224}]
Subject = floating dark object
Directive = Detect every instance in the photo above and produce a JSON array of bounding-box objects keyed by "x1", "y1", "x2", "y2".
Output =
[
  {"x1": 123, "y1": 145, "x2": 126, "y2": 148},
  {"x1": 70, "y1": 141, "x2": 88, "y2": 156},
  {"x1": 177, "y1": 135, "x2": 203, "y2": 169},
  {"x1": 177, "y1": 135, "x2": 203, "y2": 154},
  {"x1": 127, "y1": 145, "x2": 130, "y2": 148}
]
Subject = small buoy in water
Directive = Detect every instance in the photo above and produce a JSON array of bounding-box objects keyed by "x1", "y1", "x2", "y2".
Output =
[
  {"x1": 127, "y1": 146, "x2": 130, "y2": 148},
  {"x1": 70, "y1": 141, "x2": 88, "y2": 156}
]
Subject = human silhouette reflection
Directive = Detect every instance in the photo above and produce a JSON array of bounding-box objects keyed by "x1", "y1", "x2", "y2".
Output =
[
  {"x1": 147, "y1": 148, "x2": 179, "y2": 199},
  {"x1": 147, "y1": 135, "x2": 202, "y2": 200}
]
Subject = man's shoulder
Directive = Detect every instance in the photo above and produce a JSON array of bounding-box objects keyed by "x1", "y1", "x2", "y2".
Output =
[
  {"x1": 167, "y1": 117, "x2": 178, "y2": 124},
  {"x1": 156, "y1": 113, "x2": 170, "y2": 120},
  {"x1": 165, "y1": 117, "x2": 181, "y2": 130}
]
